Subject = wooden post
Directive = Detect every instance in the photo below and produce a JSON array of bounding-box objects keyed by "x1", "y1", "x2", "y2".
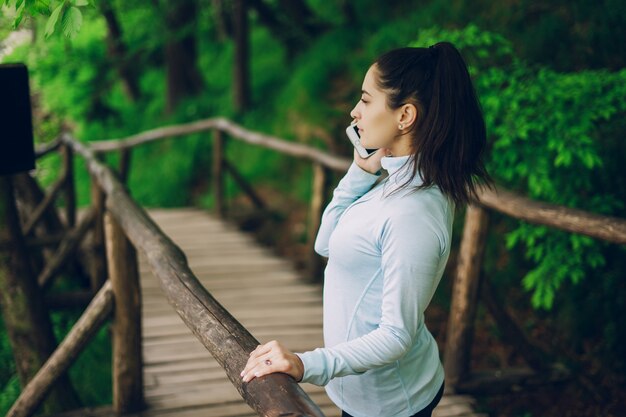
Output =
[
  {"x1": 61, "y1": 143, "x2": 76, "y2": 228},
  {"x1": 444, "y1": 204, "x2": 489, "y2": 390},
  {"x1": 0, "y1": 175, "x2": 79, "y2": 414},
  {"x1": 118, "y1": 148, "x2": 131, "y2": 184},
  {"x1": 212, "y1": 129, "x2": 226, "y2": 218},
  {"x1": 307, "y1": 163, "x2": 329, "y2": 282},
  {"x1": 104, "y1": 211, "x2": 144, "y2": 413},
  {"x1": 90, "y1": 177, "x2": 107, "y2": 292}
]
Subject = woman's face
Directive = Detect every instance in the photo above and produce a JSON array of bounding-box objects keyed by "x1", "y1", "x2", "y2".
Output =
[{"x1": 350, "y1": 65, "x2": 402, "y2": 151}]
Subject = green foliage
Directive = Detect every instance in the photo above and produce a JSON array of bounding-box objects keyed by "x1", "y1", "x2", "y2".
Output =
[
  {"x1": 4, "y1": 1, "x2": 623, "y2": 309},
  {"x1": 411, "y1": 24, "x2": 514, "y2": 71},
  {"x1": 0, "y1": 376, "x2": 20, "y2": 416},
  {"x1": 2, "y1": 3, "x2": 625, "y2": 414},
  {"x1": 51, "y1": 312, "x2": 112, "y2": 406},
  {"x1": 0, "y1": 311, "x2": 111, "y2": 415},
  {"x1": 0, "y1": 316, "x2": 18, "y2": 414},
  {"x1": 46, "y1": 2, "x2": 84, "y2": 39},
  {"x1": 4, "y1": 0, "x2": 49, "y2": 29},
  {"x1": 413, "y1": 25, "x2": 626, "y2": 309},
  {"x1": 5, "y1": 0, "x2": 90, "y2": 37}
]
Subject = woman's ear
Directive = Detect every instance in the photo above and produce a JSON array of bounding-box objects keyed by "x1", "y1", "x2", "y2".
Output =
[{"x1": 397, "y1": 103, "x2": 417, "y2": 130}]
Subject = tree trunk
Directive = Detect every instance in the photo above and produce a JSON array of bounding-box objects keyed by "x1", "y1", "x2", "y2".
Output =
[
  {"x1": 247, "y1": 0, "x2": 300, "y2": 59},
  {"x1": 0, "y1": 176, "x2": 80, "y2": 414},
  {"x1": 212, "y1": 0, "x2": 233, "y2": 40},
  {"x1": 247, "y1": 0, "x2": 328, "y2": 60},
  {"x1": 164, "y1": 0, "x2": 205, "y2": 113},
  {"x1": 233, "y1": 0, "x2": 250, "y2": 112},
  {"x1": 98, "y1": 0, "x2": 141, "y2": 102},
  {"x1": 278, "y1": 0, "x2": 319, "y2": 35}
]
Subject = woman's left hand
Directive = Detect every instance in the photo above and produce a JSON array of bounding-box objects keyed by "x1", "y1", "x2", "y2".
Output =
[{"x1": 240, "y1": 340, "x2": 304, "y2": 383}]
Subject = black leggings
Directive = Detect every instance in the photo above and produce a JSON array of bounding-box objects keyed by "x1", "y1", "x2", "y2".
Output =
[{"x1": 341, "y1": 383, "x2": 445, "y2": 417}]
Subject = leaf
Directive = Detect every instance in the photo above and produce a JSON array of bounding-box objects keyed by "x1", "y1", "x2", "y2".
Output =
[
  {"x1": 44, "y1": 3, "x2": 64, "y2": 37},
  {"x1": 35, "y1": 0, "x2": 51, "y2": 14},
  {"x1": 60, "y1": 6, "x2": 82, "y2": 38},
  {"x1": 73, "y1": 0, "x2": 88, "y2": 5}
]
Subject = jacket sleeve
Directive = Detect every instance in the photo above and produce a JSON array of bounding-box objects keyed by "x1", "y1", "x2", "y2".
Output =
[
  {"x1": 298, "y1": 208, "x2": 447, "y2": 386},
  {"x1": 313, "y1": 162, "x2": 380, "y2": 257}
]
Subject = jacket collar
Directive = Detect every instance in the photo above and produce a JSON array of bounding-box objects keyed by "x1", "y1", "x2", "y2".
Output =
[{"x1": 380, "y1": 155, "x2": 424, "y2": 188}]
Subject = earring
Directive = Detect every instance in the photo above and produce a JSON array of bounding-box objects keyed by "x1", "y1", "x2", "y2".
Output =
[{"x1": 399, "y1": 124, "x2": 404, "y2": 129}]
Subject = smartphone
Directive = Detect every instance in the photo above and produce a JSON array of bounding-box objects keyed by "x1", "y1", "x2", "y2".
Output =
[{"x1": 345, "y1": 122, "x2": 377, "y2": 158}]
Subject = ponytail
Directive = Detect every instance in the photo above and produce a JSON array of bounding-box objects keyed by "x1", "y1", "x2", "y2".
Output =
[{"x1": 374, "y1": 44, "x2": 491, "y2": 205}]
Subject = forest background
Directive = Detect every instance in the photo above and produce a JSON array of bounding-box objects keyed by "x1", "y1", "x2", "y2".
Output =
[{"x1": 1, "y1": 0, "x2": 625, "y2": 416}]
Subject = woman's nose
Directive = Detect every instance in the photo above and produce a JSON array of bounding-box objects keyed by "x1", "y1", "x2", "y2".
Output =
[{"x1": 350, "y1": 104, "x2": 359, "y2": 120}]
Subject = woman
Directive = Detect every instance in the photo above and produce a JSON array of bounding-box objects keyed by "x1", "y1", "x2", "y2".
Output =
[{"x1": 241, "y1": 43, "x2": 490, "y2": 417}]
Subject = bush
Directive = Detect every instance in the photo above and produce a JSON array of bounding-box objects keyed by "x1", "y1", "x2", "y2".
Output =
[{"x1": 412, "y1": 25, "x2": 626, "y2": 310}]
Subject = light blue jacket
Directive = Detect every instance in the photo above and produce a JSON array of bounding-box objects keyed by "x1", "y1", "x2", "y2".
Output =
[{"x1": 297, "y1": 156, "x2": 454, "y2": 417}]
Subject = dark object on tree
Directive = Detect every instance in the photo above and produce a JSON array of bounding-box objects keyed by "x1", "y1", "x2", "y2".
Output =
[{"x1": 0, "y1": 64, "x2": 35, "y2": 176}]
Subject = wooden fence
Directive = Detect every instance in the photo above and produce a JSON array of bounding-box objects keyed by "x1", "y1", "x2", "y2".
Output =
[{"x1": 2, "y1": 117, "x2": 626, "y2": 416}]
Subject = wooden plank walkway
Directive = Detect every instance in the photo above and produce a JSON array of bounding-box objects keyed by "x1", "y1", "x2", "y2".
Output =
[{"x1": 51, "y1": 208, "x2": 484, "y2": 417}]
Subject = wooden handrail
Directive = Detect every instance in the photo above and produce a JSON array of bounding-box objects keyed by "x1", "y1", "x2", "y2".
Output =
[
  {"x1": 88, "y1": 117, "x2": 351, "y2": 172},
  {"x1": 60, "y1": 133, "x2": 326, "y2": 417},
  {"x1": 18, "y1": 117, "x2": 623, "y2": 413},
  {"x1": 81, "y1": 117, "x2": 626, "y2": 245},
  {"x1": 477, "y1": 187, "x2": 626, "y2": 245}
]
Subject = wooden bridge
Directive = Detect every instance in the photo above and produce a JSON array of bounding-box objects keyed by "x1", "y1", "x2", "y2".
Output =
[
  {"x1": 43, "y1": 207, "x2": 484, "y2": 417},
  {"x1": 2, "y1": 117, "x2": 625, "y2": 417}
]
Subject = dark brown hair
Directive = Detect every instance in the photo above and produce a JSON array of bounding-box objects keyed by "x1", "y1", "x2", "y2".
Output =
[{"x1": 374, "y1": 43, "x2": 491, "y2": 205}]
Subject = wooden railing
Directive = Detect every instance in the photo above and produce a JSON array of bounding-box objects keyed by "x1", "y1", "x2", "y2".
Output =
[
  {"x1": 444, "y1": 192, "x2": 626, "y2": 392},
  {"x1": 4, "y1": 117, "x2": 626, "y2": 416},
  {"x1": 86, "y1": 117, "x2": 626, "y2": 392},
  {"x1": 5, "y1": 125, "x2": 327, "y2": 416}
]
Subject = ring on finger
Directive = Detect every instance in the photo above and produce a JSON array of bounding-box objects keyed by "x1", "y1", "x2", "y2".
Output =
[{"x1": 264, "y1": 359, "x2": 272, "y2": 366}]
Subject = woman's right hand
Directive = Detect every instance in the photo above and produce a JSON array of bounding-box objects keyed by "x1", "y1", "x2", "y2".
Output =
[
  {"x1": 240, "y1": 340, "x2": 304, "y2": 383},
  {"x1": 354, "y1": 148, "x2": 388, "y2": 175}
]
